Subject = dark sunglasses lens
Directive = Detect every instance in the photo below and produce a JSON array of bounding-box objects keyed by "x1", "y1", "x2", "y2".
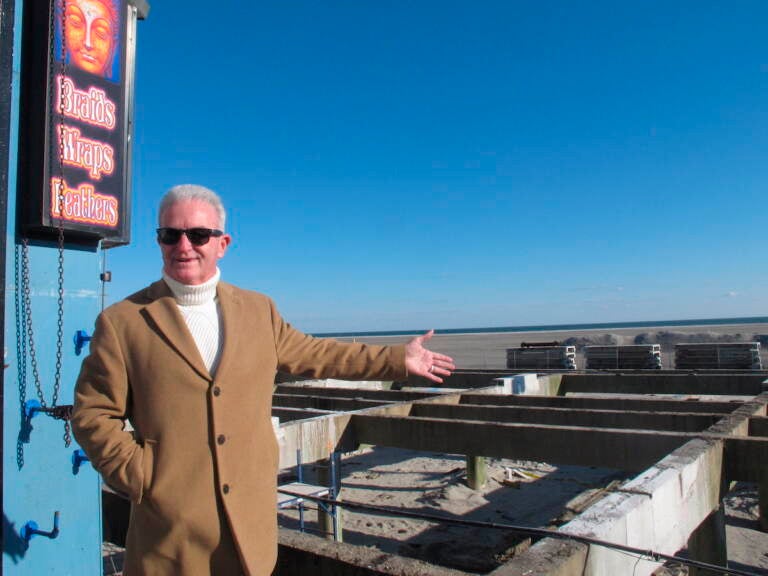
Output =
[
  {"x1": 186, "y1": 228, "x2": 213, "y2": 245},
  {"x1": 158, "y1": 228, "x2": 183, "y2": 245},
  {"x1": 157, "y1": 228, "x2": 220, "y2": 245}
]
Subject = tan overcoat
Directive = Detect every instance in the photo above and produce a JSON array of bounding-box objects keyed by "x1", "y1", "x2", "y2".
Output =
[{"x1": 72, "y1": 280, "x2": 406, "y2": 575}]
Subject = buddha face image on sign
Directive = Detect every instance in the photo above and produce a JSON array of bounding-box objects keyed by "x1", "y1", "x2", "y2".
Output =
[{"x1": 63, "y1": 0, "x2": 119, "y2": 77}]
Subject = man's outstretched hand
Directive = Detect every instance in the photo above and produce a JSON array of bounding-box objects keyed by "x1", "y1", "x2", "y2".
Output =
[{"x1": 404, "y1": 330, "x2": 455, "y2": 383}]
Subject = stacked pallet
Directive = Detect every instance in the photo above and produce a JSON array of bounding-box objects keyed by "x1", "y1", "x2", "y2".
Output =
[
  {"x1": 674, "y1": 342, "x2": 762, "y2": 370},
  {"x1": 585, "y1": 345, "x2": 662, "y2": 370},
  {"x1": 506, "y1": 346, "x2": 577, "y2": 370}
]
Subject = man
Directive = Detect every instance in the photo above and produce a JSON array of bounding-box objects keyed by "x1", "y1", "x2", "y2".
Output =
[{"x1": 72, "y1": 184, "x2": 454, "y2": 575}]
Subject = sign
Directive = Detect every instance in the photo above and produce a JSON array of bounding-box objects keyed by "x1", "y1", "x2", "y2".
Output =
[{"x1": 18, "y1": 0, "x2": 139, "y2": 246}]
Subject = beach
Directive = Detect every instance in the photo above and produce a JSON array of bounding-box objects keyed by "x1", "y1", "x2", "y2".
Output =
[{"x1": 336, "y1": 321, "x2": 768, "y2": 370}]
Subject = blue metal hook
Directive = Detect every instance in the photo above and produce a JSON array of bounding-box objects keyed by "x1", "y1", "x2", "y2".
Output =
[
  {"x1": 21, "y1": 511, "x2": 60, "y2": 541},
  {"x1": 73, "y1": 330, "x2": 92, "y2": 356},
  {"x1": 71, "y1": 449, "x2": 90, "y2": 474},
  {"x1": 23, "y1": 399, "x2": 42, "y2": 420}
]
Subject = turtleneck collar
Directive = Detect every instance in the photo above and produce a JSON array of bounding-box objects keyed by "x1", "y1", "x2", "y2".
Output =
[{"x1": 162, "y1": 268, "x2": 220, "y2": 306}]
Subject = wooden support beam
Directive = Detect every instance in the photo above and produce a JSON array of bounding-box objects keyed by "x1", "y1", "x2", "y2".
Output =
[
  {"x1": 352, "y1": 414, "x2": 693, "y2": 472},
  {"x1": 459, "y1": 393, "x2": 743, "y2": 414},
  {"x1": 465, "y1": 455, "x2": 487, "y2": 490},
  {"x1": 410, "y1": 403, "x2": 725, "y2": 433}
]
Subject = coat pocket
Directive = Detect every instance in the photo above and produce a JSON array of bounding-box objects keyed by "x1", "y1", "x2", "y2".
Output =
[{"x1": 141, "y1": 439, "x2": 158, "y2": 501}]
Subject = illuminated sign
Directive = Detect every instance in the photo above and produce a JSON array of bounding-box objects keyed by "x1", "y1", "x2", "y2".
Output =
[{"x1": 18, "y1": 0, "x2": 143, "y2": 246}]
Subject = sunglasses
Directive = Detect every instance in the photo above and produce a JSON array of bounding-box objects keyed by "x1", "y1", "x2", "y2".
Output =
[{"x1": 156, "y1": 227, "x2": 224, "y2": 246}]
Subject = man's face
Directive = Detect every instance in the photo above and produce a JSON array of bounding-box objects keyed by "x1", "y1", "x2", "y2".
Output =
[
  {"x1": 159, "y1": 199, "x2": 231, "y2": 285},
  {"x1": 64, "y1": 0, "x2": 115, "y2": 77}
]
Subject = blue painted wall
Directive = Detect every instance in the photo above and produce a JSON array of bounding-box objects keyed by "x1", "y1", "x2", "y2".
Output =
[{"x1": 3, "y1": 1, "x2": 105, "y2": 573}]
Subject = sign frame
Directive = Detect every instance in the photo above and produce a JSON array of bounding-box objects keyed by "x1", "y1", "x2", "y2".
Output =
[{"x1": 17, "y1": 0, "x2": 143, "y2": 247}]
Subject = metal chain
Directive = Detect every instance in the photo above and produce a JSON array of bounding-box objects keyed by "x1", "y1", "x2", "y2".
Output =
[
  {"x1": 14, "y1": 0, "x2": 72, "y2": 448},
  {"x1": 20, "y1": 237, "x2": 71, "y2": 447},
  {"x1": 56, "y1": 229, "x2": 70, "y2": 446},
  {"x1": 15, "y1": 246, "x2": 28, "y2": 469},
  {"x1": 53, "y1": 0, "x2": 70, "y2": 446},
  {"x1": 21, "y1": 238, "x2": 46, "y2": 408}
]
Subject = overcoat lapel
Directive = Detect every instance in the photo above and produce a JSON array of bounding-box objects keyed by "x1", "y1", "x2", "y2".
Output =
[
  {"x1": 213, "y1": 282, "x2": 242, "y2": 383},
  {"x1": 142, "y1": 280, "x2": 210, "y2": 380}
]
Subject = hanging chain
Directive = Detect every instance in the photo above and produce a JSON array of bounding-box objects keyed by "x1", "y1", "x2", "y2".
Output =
[
  {"x1": 21, "y1": 239, "x2": 44, "y2": 408},
  {"x1": 16, "y1": 0, "x2": 72, "y2": 447},
  {"x1": 53, "y1": 0, "x2": 71, "y2": 446},
  {"x1": 15, "y1": 246, "x2": 28, "y2": 469}
]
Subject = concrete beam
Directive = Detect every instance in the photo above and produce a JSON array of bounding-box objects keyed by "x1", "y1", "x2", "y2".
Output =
[
  {"x1": 276, "y1": 528, "x2": 467, "y2": 576},
  {"x1": 273, "y1": 394, "x2": 393, "y2": 411},
  {"x1": 459, "y1": 393, "x2": 743, "y2": 414},
  {"x1": 410, "y1": 403, "x2": 724, "y2": 433},
  {"x1": 352, "y1": 414, "x2": 692, "y2": 472},
  {"x1": 723, "y1": 436, "x2": 768, "y2": 482},
  {"x1": 277, "y1": 392, "x2": 466, "y2": 468},
  {"x1": 420, "y1": 370, "x2": 522, "y2": 390},
  {"x1": 497, "y1": 395, "x2": 768, "y2": 575},
  {"x1": 686, "y1": 506, "x2": 727, "y2": 576},
  {"x1": 750, "y1": 416, "x2": 768, "y2": 437},
  {"x1": 560, "y1": 373, "x2": 766, "y2": 396},
  {"x1": 273, "y1": 407, "x2": 336, "y2": 423},
  {"x1": 550, "y1": 437, "x2": 726, "y2": 576},
  {"x1": 488, "y1": 539, "x2": 587, "y2": 576},
  {"x1": 275, "y1": 385, "x2": 441, "y2": 401}
]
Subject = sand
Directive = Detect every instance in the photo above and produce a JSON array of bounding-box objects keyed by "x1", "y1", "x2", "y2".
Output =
[{"x1": 280, "y1": 448, "x2": 626, "y2": 573}]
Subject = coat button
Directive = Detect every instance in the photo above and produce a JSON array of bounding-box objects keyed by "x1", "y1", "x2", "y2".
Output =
[
  {"x1": 222, "y1": 484, "x2": 230, "y2": 494},
  {"x1": 217, "y1": 434, "x2": 226, "y2": 445},
  {"x1": 213, "y1": 386, "x2": 221, "y2": 396}
]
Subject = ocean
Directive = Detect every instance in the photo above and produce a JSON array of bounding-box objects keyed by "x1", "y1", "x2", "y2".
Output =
[{"x1": 311, "y1": 316, "x2": 768, "y2": 339}]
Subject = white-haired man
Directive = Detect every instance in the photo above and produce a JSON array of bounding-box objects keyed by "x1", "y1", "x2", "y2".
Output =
[{"x1": 72, "y1": 184, "x2": 454, "y2": 575}]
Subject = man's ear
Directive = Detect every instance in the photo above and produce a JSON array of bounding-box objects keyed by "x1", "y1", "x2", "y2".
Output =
[{"x1": 217, "y1": 234, "x2": 232, "y2": 257}]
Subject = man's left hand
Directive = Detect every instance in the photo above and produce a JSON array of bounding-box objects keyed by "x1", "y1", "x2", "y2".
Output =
[{"x1": 405, "y1": 330, "x2": 455, "y2": 383}]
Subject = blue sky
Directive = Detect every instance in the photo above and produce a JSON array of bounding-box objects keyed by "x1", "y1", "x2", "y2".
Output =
[{"x1": 108, "y1": 0, "x2": 768, "y2": 333}]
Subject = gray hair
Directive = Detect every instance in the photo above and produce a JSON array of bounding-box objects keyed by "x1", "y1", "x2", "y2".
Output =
[{"x1": 159, "y1": 184, "x2": 227, "y2": 230}]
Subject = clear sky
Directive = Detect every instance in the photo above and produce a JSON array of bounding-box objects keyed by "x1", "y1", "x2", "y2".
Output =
[{"x1": 108, "y1": 0, "x2": 768, "y2": 333}]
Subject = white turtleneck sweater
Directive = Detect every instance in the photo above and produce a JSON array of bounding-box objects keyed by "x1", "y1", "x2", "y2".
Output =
[{"x1": 162, "y1": 268, "x2": 224, "y2": 375}]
